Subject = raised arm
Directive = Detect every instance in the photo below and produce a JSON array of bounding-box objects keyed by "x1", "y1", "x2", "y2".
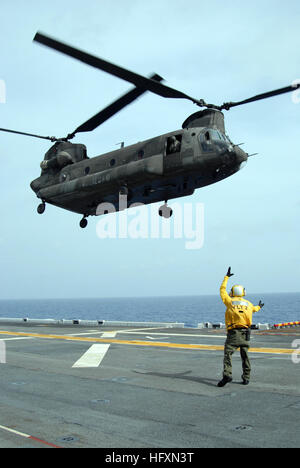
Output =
[
  {"x1": 220, "y1": 267, "x2": 234, "y2": 307},
  {"x1": 253, "y1": 300, "x2": 264, "y2": 313}
]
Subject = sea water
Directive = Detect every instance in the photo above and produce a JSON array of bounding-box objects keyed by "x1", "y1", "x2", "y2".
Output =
[{"x1": 0, "y1": 293, "x2": 299, "y2": 327}]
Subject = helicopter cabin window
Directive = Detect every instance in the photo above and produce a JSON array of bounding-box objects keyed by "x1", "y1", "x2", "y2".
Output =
[{"x1": 166, "y1": 135, "x2": 182, "y2": 155}]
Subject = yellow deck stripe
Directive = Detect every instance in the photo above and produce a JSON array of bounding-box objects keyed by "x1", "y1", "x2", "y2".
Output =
[{"x1": 0, "y1": 329, "x2": 294, "y2": 355}]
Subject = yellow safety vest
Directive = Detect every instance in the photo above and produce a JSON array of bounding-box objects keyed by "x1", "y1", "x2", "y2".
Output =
[{"x1": 220, "y1": 276, "x2": 261, "y2": 330}]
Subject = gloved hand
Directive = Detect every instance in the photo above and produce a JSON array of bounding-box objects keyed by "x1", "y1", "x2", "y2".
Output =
[
  {"x1": 259, "y1": 300, "x2": 264, "y2": 308},
  {"x1": 226, "y1": 267, "x2": 234, "y2": 277}
]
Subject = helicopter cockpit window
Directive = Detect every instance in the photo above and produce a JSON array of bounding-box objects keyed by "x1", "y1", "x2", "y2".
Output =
[
  {"x1": 211, "y1": 129, "x2": 222, "y2": 140},
  {"x1": 200, "y1": 130, "x2": 213, "y2": 152},
  {"x1": 166, "y1": 135, "x2": 182, "y2": 155},
  {"x1": 205, "y1": 131, "x2": 211, "y2": 142},
  {"x1": 200, "y1": 129, "x2": 227, "y2": 152}
]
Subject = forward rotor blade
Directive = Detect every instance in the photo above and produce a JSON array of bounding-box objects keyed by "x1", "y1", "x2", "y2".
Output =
[
  {"x1": 33, "y1": 32, "x2": 201, "y2": 105},
  {"x1": 68, "y1": 73, "x2": 164, "y2": 139},
  {"x1": 0, "y1": 127, "x2": 58, "y2": 141},
  {"x1": 221, "y1": 83, "x2": 300, "y2": 110}
]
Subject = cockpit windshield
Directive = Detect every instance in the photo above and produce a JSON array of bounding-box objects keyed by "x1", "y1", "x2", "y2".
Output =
[
  {"x1": 211, "y1": 129, "x2": 232, "y2": 143},
  {"x1": 210, "y1": 129, "x2": 222, "y2": 141},
  {"x1": 199, "y1": 129, "x2": 231, "y2": 152}
]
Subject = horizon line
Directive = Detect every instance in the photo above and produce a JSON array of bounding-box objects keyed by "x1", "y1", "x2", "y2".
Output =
[{"x1": 0, "y1": 291, "x2": 299, "y2": 301}]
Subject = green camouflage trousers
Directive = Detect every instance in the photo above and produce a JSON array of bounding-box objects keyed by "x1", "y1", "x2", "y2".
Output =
[{"x1": 223, "y1": 328, "x2": 251, "y2": 380}]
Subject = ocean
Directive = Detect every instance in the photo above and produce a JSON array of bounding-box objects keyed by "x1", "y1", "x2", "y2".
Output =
[{"x1": 0, "y1": 293, "x2": 299, "y2": 327}]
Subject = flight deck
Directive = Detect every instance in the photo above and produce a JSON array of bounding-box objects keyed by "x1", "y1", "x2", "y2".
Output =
[{"x1": 0, "y1": 322, "x2": 299, "y2": 449}]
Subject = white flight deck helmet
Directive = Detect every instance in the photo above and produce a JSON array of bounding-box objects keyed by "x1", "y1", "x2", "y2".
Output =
[{"x1": 230, "y1": 285, "x2": 246, "y2": 297}]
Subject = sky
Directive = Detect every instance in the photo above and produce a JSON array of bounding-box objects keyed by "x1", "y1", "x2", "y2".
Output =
[{"x1": 0, "y1": 0, "x2": 299, "y2": 299}]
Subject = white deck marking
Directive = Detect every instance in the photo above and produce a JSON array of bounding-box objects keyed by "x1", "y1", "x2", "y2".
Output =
[
  {"x1": 0, "y1": 423, "x2": 62, "y2": 448},
  {"x1": 66, "y1": 331, "x2": 103, "y2": 336},
  {"x1": 65, "y1": 331, "x2": 116, "y2": 338},
  {"x1": 146, "y1": 335, "x2": 169, "y2": 340},
  {"x1": 118, "y1": 331, "x2": 227, "y2": 339},
  {"x1": 72, "y1": 344, "x2": 110, "y2": 368},
  {"x1": 65, "y1": 327, "x2": 169, "y2": 337},
  {"x1": 1, "y1": 337, "x2": 34, "y2": 341},
  {"x1": 0, "y1": 423, "x2": 30, "y2": 438}
]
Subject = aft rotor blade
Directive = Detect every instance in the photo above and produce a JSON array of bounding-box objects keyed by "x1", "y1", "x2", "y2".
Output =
[
  {"x1": 220, "y1": 83, "x2": 300, "y2": 110},
  {"x1": 68, "y1": 73, "x2": 164, "y2": 139},
  {"x1": 33, "y1": 32, "x2": 202, "y2": 105},
  {"x1": 0, "y1": 127, "x2": 58, "y2": 141}
]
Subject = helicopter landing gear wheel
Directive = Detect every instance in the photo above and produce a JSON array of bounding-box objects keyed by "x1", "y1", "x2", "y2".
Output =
[
  {"x1": 37, "y1": 201, "x2": 46, "y2": 214},
  {"x1": 158, "y1": 202, "x2": 173, "y2": 218},
  {"x1": 119, "y1": 185, "x2": 129, "y2": 196},
  {"x1": 80, "y1": 216, "x2": 88, "y2": 229}
]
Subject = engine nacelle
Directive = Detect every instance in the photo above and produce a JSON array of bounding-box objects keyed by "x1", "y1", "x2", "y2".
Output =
[
  {"x1": 40, "y1": 151, "x2": 73, "y2": 170},
  {"x1": 40, "y1": 141, "x2": 88, "y2": 173}
]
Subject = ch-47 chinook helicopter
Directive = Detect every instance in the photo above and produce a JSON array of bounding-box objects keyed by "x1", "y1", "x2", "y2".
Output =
[{"x1": 1, "y1": 32, "x2": 299, "y2": 228}]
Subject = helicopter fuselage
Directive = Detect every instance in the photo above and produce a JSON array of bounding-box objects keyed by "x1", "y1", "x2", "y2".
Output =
[{"x1": 30, "y1": 110, "x2": 248, "y2": 218}]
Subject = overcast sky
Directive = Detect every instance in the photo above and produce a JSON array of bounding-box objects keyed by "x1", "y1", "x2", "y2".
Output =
[{"x1": 0, "y1": 0, "x2": 299, "y2": 299}]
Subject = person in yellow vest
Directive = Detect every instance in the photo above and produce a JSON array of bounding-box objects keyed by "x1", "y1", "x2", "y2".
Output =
[{"x1": 217, "y1": 267, "x2": 264, "y2": 387}]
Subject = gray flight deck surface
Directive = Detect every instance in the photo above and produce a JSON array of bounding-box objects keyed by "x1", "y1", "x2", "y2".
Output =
[{"x1": 0, "y1": 322, "x2": 299, "y2": 449}]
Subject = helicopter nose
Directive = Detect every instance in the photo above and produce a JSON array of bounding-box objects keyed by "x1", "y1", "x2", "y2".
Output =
[
  {"x1": 234, "y1": 145, "x2": 248, "y2": 170},
  {"x1": 234, "y1": 145, "x2": 248, "y2": 163}
]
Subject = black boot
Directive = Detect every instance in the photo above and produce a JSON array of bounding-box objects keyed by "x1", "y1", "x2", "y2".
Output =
[
  {"x1": 241, "y1": 377, "x2": 249, "y2": 385},
  {"x1": 217, "y1": 376, "x2": 232, "y2": 387}
]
